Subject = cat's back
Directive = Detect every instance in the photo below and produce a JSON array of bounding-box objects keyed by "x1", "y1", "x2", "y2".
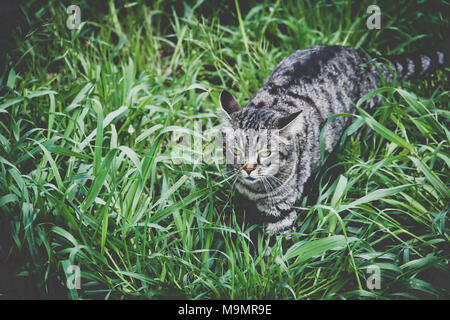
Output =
[
  {"x1": 267, "y1": 45, "x2": 364, "y2": 84},
  {"x1": 247, "y1": 45, "x2": 374, "y2": 116}
]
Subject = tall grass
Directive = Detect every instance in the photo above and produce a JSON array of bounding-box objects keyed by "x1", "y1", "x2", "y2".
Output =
[{"x1": 0, "y1": 0, "x2": 448, "y2": 299}]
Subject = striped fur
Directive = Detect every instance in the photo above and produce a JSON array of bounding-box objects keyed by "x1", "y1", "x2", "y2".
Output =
[
  {"x1": 220, "y1": 45, "x2": 447, "y2": 238},
  {"x1": 378, "y1": 50, "x2": 447, "y2": 81}
]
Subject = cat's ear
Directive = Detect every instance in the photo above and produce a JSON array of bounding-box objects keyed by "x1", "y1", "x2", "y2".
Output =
[
  {"x1": 220, "y1": 90, "x2": 242, "y2": 117},
  {"x1": 278, "y1": 111, "x2": 303, "y2": 135}
]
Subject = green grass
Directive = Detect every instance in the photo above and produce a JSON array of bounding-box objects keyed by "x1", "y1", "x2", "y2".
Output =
[{"x1": 0, "y1": 0, "x2": 449, "y2": 299}]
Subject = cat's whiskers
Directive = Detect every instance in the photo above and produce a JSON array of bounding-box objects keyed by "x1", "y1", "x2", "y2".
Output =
[
  {"x1": 261, "y1": 176, "x2": 278, "y2": 210},
  {"x1": 230, "y1": 175, "x2": 240, "y2": 192},
  {"x1": 266, "y1": 174, "x2": 295, "y2": 195}
]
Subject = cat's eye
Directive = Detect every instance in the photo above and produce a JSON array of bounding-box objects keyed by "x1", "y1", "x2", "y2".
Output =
[{"x1": 259, "y1": 151, "x2": 271, "y2": 157}]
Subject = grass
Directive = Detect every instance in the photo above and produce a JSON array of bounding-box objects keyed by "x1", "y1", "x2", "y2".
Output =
[{"x1": 0, "y1": 0, "x2": 449, "y2": 299}]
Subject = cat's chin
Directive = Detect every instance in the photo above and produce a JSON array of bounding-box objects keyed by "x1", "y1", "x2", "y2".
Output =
[{"x1": 240, "y1": 176, "x2": 260, "y2": 184}]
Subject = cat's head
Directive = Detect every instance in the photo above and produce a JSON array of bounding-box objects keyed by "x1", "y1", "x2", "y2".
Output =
[{"x1": 219, "y1": 90, "x2": 303, "y2": 185}]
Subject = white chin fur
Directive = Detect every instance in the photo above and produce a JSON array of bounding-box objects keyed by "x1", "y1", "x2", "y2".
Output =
[{"x1": 240, "y1": 175, "x2": 260, "y2": 184}]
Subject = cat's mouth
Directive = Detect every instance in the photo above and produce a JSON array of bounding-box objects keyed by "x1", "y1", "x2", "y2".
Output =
[{"x1": 241, "y1": 175, "x2": 260, "y2": 184}]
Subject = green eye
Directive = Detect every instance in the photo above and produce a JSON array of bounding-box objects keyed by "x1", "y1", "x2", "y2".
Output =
[
  {"x1": 232, "y1": 148, "x2": 240, "y2": 155},
  {"x1": 260, "y1": 151, "x2": 271, "y2": 157}
]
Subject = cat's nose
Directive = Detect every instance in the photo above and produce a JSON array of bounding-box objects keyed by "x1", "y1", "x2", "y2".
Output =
[{"x1": 244, "y1": 164, "x2": 256, "y2": 174}]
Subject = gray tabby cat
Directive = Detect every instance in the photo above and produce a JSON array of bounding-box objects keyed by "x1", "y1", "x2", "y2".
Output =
[{"x1": 219, "y1": 45, "x2": 446, "y2": 237}]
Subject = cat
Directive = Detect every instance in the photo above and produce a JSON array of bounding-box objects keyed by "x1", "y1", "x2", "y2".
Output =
[{"x1": 219, "y1": 45, "x2": 446, "y2": 240}]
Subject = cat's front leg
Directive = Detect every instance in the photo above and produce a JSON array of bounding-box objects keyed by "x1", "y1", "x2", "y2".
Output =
[
  {"x1": 262, "y1": 209, "x2": 296, "y2": 256},
  {"x1": 265, "y1": 209, "x2": 297, "y2": 237}
]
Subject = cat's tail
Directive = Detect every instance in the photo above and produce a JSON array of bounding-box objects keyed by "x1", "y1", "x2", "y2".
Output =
[{"x1": 375, "y1": 49, "x2": 448, "y2": 82}]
